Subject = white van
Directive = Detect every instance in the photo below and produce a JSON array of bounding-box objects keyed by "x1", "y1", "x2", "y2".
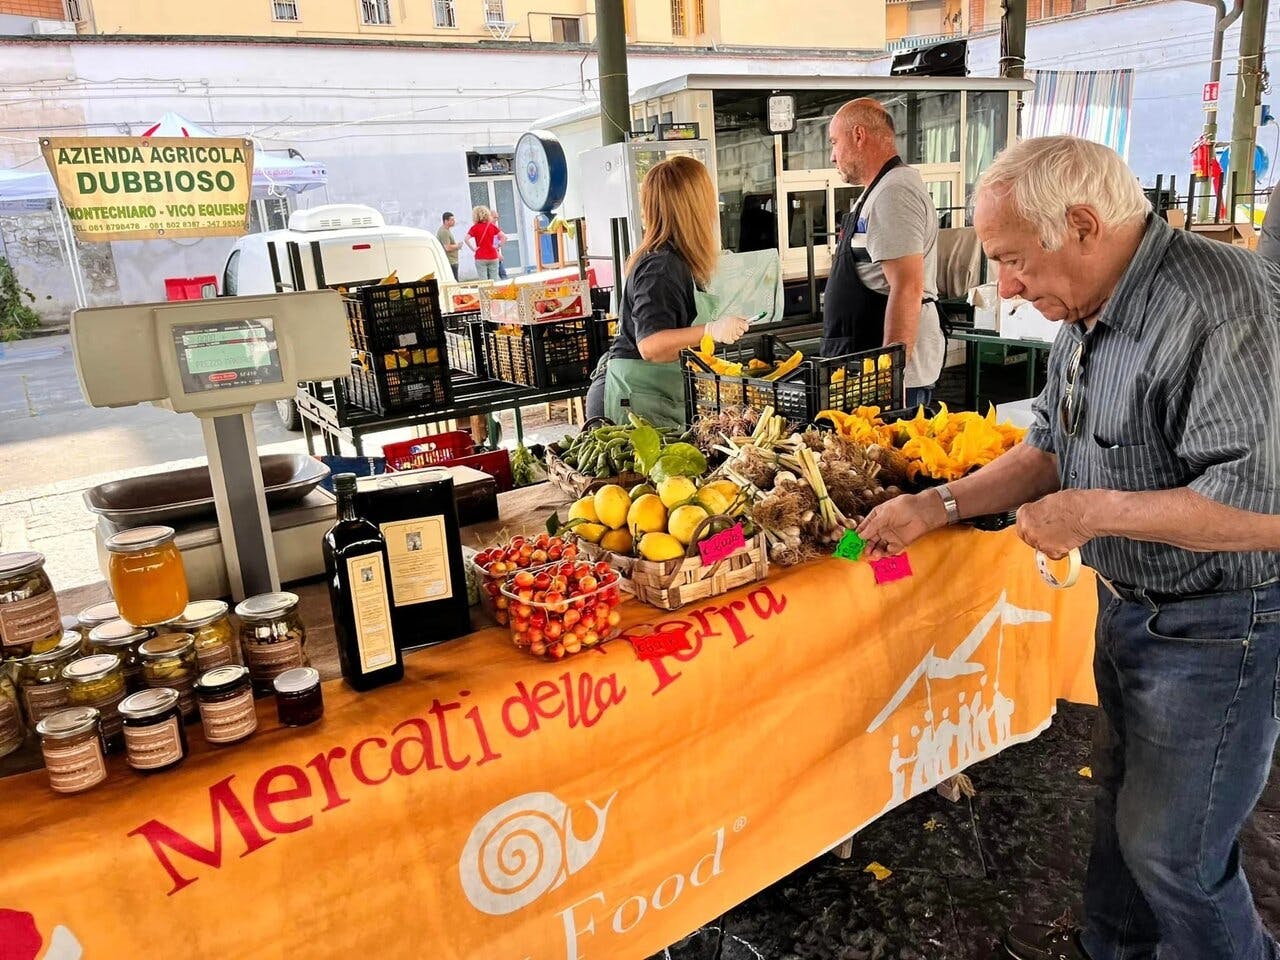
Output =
[{"x1": 221, "y1": 204, "x2": 455, "y2": 428}]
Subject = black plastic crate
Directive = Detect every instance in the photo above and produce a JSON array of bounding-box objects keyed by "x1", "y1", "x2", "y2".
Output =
[
  {"x1": 587, "y1": 309, "x2": 617, "y2": 366},
  {"x1": 443, "y1": 309, "x2": 486, "y2": 378},
  {"x1": 683, "y1": 336, "x2": 905, "y2": 423},
  {"x1": 483, "y1": 317, "x2": 593, "y2": 389},
  {"x1": 344, "y1": 350, "x2": 452, "y2": 416},
  {"x1": 345, "y1": 279, "x2": 445, "y2": 354}
]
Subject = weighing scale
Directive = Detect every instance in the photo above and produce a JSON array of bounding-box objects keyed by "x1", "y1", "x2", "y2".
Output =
[{"x1": 71, "y1": 291, "x2": 349, "y2": 601}]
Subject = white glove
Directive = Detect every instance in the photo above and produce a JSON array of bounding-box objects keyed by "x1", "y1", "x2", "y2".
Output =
[{"x1": 707, "y1": 315, "x2": 750, "y2": 344}]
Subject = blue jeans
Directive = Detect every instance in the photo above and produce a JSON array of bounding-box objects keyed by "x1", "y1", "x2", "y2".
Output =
[
  {"x1": 905, "y1": 385, "x2": 934, "y2": 410},
  {"x1": 476, "y1": 258, "x2": 501, "y2": 281},
  {"x1": 1082, "y1": 579, "x2": 1280, "y2": 960}
]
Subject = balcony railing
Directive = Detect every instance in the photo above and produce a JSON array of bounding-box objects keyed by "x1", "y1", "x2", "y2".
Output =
[{"x1": 885, "y1": 33, "x2": 953, "y2": 52}]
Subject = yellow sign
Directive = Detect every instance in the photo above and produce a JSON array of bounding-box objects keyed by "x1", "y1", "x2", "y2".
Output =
[{"x1": 40, "y1": 136, "x2": 254, "y2": 242}]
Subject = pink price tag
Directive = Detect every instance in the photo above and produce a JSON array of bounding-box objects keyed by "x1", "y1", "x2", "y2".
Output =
[
  {"x1": 697, "y1": 523, "x2": 747, "y2": 566},
  {"x1": 870, "y1": 553, "x2": 913, "y2": 584},
  {"x1": 629, "y1": 623, "x2": 694, "y2": 661}
]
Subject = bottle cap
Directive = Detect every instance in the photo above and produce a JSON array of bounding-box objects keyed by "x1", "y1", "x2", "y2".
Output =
[{"x1": 333, "y1": 473, "x2": 358, "y2": 495}]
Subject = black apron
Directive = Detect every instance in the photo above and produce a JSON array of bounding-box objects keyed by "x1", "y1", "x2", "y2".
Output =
[{"x1": 821, "y1": 156, "x2": 904, "y2": 358}]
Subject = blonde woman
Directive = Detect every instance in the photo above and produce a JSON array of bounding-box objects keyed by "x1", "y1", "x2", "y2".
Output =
[
  {"x1": 465, "y1": 205, "x2": 502, "y2": 281},
  {"x1": 586, "y1": 155, "x2": 749, "y2": 427}
]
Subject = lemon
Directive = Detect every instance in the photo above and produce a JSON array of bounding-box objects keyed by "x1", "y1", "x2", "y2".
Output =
[
  {"x1": 576, "y1": 521, "x2": 607, "y2": 544},
  {"x1": 657, "y1": 475, "x2": 698, "y2": 509},
  {"x1": 701, "y1": 480, "x2": 744, "y2": 515},
  {"x1": 629, "y1": 483, "x2": 656, "y2": 500},
  {"x1": 627, "y1": 494, "x2": 668, "y2": 538},
  {"x1": 568, "y1": 496, "x2": 599, "y2": 524},
  {"x1": 667, "y1": 503, "x2": 710, "y2": 546},
  {"x1": 639, "y1": 532, "x2": 685, "y2": 562},
  {"x1": 695, "y1": 486, "x2": 733, "y2": 517},
  {"x1": 593, "y1": 484, "x2": 632, "y2": 530},
  {"x1": 600, "y1": 528, "x2": 634, "y2": 555}
]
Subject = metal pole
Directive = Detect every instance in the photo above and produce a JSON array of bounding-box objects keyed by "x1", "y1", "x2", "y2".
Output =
[
  {"x1": 1000, "y1": 0, "x2": 1027, "y2": 136},
  {"x1": 1228, "y1": 0, "x2": 1268, "y2": 215},
  {"x1": 595, "y1": 0, "x2": 630, "y2": 147},
  {"x1": 1185, "y1": 0, "x2": 1242, "y2": 220}
]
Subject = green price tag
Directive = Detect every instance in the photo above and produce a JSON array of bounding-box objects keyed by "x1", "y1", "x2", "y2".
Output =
[{"x1": 834, "y1": 529, "x2": 865, "y2": 561}]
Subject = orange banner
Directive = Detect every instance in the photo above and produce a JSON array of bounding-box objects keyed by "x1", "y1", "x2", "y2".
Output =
[{"x1": 0, "y1": 529, "x2": 1096, "y2": 960}]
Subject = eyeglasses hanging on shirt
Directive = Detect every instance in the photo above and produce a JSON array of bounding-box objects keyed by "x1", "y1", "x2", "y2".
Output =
[{"x1": 1059, "y1": 338, "x2": 1087, "y2": 437}]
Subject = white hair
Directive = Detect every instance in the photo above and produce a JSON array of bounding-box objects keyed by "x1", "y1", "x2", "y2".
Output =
[{"x1": 976, "y1": 136, "x2": 1150, "y2": 250}]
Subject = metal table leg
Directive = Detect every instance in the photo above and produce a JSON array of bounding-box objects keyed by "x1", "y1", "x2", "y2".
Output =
[
  {"x1": 966, "y1": 342, "x2": 980, "y2": 411},
  {"x1": 513, "y1": 405, "x2": 525, "y2": 445}
]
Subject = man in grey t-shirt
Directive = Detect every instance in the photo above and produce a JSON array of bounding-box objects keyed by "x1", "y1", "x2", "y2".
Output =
[{"x1": 437, "y1": 211, "x2": 460, "y2": 280}]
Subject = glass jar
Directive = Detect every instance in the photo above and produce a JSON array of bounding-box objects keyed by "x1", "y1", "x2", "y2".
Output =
[
  {"x1": 0, "y1": 551, "x2": 63, "y2": 659},
  {"x1": 119, "y1": 687, "x2": 188, "y2": 773},
  {"x1": 86, "y1": 619, "x2": 152, "y2": 692},
  {"x1": 195, "y1": 665, "x2": 258, "y2": 746},
  {"x1": 105, "y1": 526, "x2": 189, "y2": 628},
  {"x1": 11, "y1": 630, "x2": 82, "y2": 726},
  {"x1": 62, "y1": 653, "x2": 126, "y2": 752},
  {"x1": 0, "y1": 670, "x2": 25, "y2": 759},
  {"x1": 138, "y1": 633, "x2": 198, "y2": 721},
  {"x1": 236, "y1": 592, "x2": 308, "y2": 695},
  {"x1": 274, "y1": 666, "x2": 323, "y2": 727},
  {"x1": 168, "y1": 600, "x2": 238, "y2": 673},
  {"x1": 36, "y1": 706, "x2": 107, "y2": 794},
  {"x1": 76, "y1": 600, "x2": 120, "y2": 647}
]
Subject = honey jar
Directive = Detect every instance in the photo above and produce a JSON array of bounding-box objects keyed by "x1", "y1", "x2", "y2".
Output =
[{"x1": 105, "y1": 526, "x2": 189, "y2": 628}]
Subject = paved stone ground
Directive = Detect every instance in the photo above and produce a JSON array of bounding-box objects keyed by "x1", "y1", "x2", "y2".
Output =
[{"x1": 650, "y1": 701, "x2": 1280, "y2": 960}]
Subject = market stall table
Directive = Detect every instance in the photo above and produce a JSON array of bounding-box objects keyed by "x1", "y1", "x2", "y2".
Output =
[
  {"x1": 0, "y1": 488, "x2": 1098, "y2": 960},
  {"x1": 949, "y1": 328, "x2": 1053, "y2": 411}
]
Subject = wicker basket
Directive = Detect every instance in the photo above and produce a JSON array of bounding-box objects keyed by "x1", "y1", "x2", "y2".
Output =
[
  {"x1": 545, "y1": 445, "x2": 646, "y2": 500},
  {"x1": 580, "y1": 515, "x2": 769, "y2": 611}
]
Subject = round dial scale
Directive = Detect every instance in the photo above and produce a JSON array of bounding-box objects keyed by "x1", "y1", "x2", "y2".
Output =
[{"x1": 513, "y1": 130, "x2": 568, "y2": 215}]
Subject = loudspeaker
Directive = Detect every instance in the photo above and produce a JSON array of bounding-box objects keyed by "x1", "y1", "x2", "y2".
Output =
[{"x1": 890, "y1": 39, "x2": 969, "y2": 78}]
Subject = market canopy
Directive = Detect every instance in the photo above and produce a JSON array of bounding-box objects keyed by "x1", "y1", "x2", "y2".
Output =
[
  {"x1": 0, "y1": 166, "x2": 56, "y2": 205},
  {"x1": 142, "y1": 111, "x2": 328, "y2": 198}
]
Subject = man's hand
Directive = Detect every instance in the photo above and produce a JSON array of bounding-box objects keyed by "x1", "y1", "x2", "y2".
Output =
[
  {"x1": 1015, "y1": 490, "x2": 1095, "y2": 559},
  {"x1": 857, "y1": 490, "x2": 948, "y2": 559}
]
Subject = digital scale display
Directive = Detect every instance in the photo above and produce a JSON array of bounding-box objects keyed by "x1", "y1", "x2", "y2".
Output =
[{"x1": 171, "y1": 318, "x2": 284, "y2": 394}]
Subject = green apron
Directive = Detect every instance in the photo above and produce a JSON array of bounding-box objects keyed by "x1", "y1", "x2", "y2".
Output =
[{"x1": 603, "y1": 287, "x2": 718, "y2": 430}]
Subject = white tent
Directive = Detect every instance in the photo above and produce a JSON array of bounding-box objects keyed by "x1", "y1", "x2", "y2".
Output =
[
  {"x1": 0, "y1": 166, "x2": 87, "y2": 308},
  {"x1": 0, "y1": 167, "x2": 55, "y2": 205}
]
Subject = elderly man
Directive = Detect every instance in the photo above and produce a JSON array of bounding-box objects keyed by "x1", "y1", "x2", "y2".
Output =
[
  {"x1": 859, "y1": 136, "x2": 1280, "y2": 960},
  {"x1": 824, "y1": 98, "x2": 945, "y2": 409}
]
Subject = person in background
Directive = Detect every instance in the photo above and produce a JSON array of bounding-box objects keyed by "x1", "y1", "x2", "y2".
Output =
[
  {"x1": 1259, "y1": 185, "x2": 1279, "y2": 265},
  {"x1": 491, "y1": 209, "x2": 509, "y2": 280},
  {"x1": 466, "y1": 206, "x2": 502, "y2": 281},
  {"x1": 858, "y1": 135, "x2": 1280, "y2": 960},
  {"x1": 824, "y1": 98, "x2": 944, "y2": 410},
  {"x1": 585, "y1": 155, "x2": 750, "y2": 428},
  {"x1": 436, "y1": 211, "x2": 461, "y2": 280}
]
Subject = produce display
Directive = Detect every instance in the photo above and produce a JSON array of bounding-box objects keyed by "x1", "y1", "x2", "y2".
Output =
[
  {"x1": 552, "y1": 415, "x2": 706, "y2": 481},
  {"x1": 818, "y1": 404, "x2": 1026, "y2": 483},
  {"x1": 499, "y1": 560, "x2": 625, "y2": 660},
  {"x1": 472, "y1": 533, "x2": 582, "y2": 622},
  {"x1": 688, "y1": 330, "x2": 805, "y2": 381}
]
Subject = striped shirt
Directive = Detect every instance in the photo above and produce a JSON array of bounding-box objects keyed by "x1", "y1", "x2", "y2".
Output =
[{"x1": 1026, "y1": 215, "x2": 1280, "y2": 595}]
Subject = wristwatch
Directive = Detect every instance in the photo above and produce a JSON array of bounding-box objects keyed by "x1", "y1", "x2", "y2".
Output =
[{"x1": 934, "y1": 484, "x2": 961, "y2": 525}]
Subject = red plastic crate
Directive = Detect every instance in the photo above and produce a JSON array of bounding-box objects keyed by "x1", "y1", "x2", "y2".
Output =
[
  {"x1": 454, "y1": 450, "x2": 514, "y2": 493},
  {"x1": 382, "y1": 431, "x2": 475, "y2": 471}
]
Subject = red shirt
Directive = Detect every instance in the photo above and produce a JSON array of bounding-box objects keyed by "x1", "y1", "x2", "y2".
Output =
[{"x1": 468, "y1": 222, "x2": 501, "y2": 261}]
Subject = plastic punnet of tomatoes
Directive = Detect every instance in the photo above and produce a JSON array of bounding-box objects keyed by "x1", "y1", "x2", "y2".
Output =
[
  {"x1": 500, "y1": 560, "x2": 625, "y2": 660},
  {"x1": 471, "y1": 534, "x2": 582, "y2": 624}
]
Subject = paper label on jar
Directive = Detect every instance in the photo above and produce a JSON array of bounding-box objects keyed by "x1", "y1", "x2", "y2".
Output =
[
  {"x1": 199, "y1": 688, "x2": 258, "y2": 744},
  {"x1": 195, "y1": 643, "x2": 236, "y2": 673},
  {"x1": 0, "y1": 590, "x2": 61, "y2": 652},
  {"x1": 346, "y1": 553, "x2": 397, "y2": 674},
  {"x1": 0, "y1": 694, "x2": 22, "y2": 749},
  {"x1": 125, "y1": 716, "x2": 183, "y2": 770},
  {"x1": 243, "y1": 638, "x2": 305, "y2": 683},
  {"x1": 20, "y1": 681, "x2": 70, "y2": 725},
  {"x1": 42, "y1": 736, "x2": 107, "y2": 793},
  {"x1": 380, "y1": 516, "x2": 452, "y2": 606}
]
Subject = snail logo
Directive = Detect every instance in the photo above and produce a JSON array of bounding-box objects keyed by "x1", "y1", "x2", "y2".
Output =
[
  {"x1": 459, "y1": 790, "x2": 617, "y2": 916},
  {"x1": 0, "y1": 909, "x2": 83, "y2": 960}
]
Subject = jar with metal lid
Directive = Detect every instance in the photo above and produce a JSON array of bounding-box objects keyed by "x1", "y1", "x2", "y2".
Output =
[
  {"x1": 119, "y1": 687, "x2": 188, "y2": 773},
  {"x1": 86, "y1": 619, "x2": 152, "y2": 692},
  {"x1": 76, "y1": 600, "x2": 120, "y2": 647},
  {"x1": 0, "y1": 670, "x2": 25, "y2": 758},
  {"x1": 274, "y1": 666, "x2": 323, "y2": 727},
  {"x1": 195, "y1": 665, "x2": 258, "y2": 746},
  {"x1": 236, "y1": 592, "x2": 308, "y2": 695},
  {"x1": 11, "y1": 631, "x2": 82, "y2": 726},
  {"x1": 138, "y1": 633, "x2": 198, "y2": 720},
  {"x1": 168, "y1": 600, "x2": 238, "y2": 673},
  {"x1": 105, "y1": 526, "x2": 189, "y2": 628},
  {"x1": 62, "y1": 653, "x2": 126, "y2": 751},
  {"x1": 0, "y1": 551, "x2": 63, "y2": 660},
  {"x1": 36, "y1": 706, "x2": 107, "y2": 794}
]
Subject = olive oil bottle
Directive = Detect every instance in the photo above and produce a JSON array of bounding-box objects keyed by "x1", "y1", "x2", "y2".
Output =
[{"x1": 322, "y1": 474, "x2": 404, "y2": 691}]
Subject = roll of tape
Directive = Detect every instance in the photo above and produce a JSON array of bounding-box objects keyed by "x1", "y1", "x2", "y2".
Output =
[{"x1": 1037, "y1": 547, "x2": 1082, "y2": 589}]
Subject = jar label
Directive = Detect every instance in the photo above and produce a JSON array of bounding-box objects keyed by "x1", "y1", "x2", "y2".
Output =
[
  {"x1": 379, "y1": 516, "x2": 452, "y2": 606},
  {"x1": 0, "y1": 694, "x2": 23, "y2": 750},
  {"x1": 43, "y1": 736, "x2": 107, "y2": 793},
  {"x1": 198, "y1": 688, "x2": 258, "y2": 744},
  {"x1": 243, "y1": 637, "x2": 305, "y2": 683},
  {"x1": 124, "y1": 716, "x2": 183, "y2": 770},
  {"x1": 346, "y1": 553, "x2": 397, "y2": 674},
  {"x1": 195, "y1": 643, "x2": 236, "y2": 673},
  {"x1": 20, "y1": 681, "x2": 70, "y2": 725},
  {"x1": 0, "y1": 591, "x2": 61, "y2": 652}
]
